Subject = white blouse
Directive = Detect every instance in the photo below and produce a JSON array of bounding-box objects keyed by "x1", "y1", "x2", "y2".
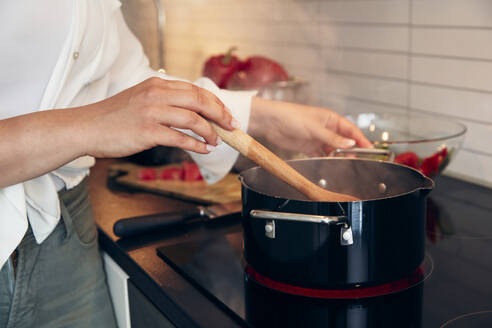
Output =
[{"x1": 0, "y1": 0, "x2": 255, "y2": 268}]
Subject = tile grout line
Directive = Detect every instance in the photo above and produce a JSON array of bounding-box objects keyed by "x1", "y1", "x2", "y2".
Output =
[
  {"x1": 406, "y1": 0, "x2": 413, "y2": 114},
  {"x1": 320, "y1": 93, "x2": 492, "y2": 126}
]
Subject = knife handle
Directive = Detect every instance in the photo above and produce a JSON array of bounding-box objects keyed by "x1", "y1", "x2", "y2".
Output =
[{"x1": 113, "y1": 208, "x2": 203, "y2": 238}]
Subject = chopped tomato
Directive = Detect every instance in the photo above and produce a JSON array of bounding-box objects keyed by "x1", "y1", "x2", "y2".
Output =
[
  {"x1": 160, "y1": 167, "x2": 184, "y2": 180},
  {"x1": 182, "y1": 162, "x2": 203, "y2": 181},
  {"x1": 394, "y1": 152, "x2": 419, "y2": 169},
  {"x1": 137, "y1": 168, "x2": 157, "y2": 181}
]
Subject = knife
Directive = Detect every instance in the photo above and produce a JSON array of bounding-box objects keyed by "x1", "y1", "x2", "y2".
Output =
[{"x1": 113, "y1": 201, "x2": 242, "y2": 238}]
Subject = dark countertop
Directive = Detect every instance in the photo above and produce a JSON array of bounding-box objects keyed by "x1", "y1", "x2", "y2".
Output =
[
  {"x1": 88, "y1": 158, "x2": 244, "y2": 327},
  {"x1": 88, "y1": 158, "x2": 492, "y2": 328}
]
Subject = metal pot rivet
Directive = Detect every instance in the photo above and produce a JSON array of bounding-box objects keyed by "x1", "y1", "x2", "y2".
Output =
[
  {"x1": 318, "y1": 178, "x2": 327, "y2": 188},
  {"x1": 378, "y1": 182, "x2": 387, "y2": 193},
  {"x1": 265, "y1": 220, "x2": 276, "y2": 238},
  {"x1": 341, "y1": 227, "x2": 354, "y2": 245}
]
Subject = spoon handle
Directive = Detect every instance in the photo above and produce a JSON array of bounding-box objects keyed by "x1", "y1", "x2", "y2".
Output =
[{"x1": 212, "y1": 124, "x2": 358, "y2": 202}]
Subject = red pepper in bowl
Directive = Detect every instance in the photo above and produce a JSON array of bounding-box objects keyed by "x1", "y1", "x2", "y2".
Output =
[
  {"x1": 202, "y1": 47, "x2": 241, "y2": 88},
  {"x1": 420, "y1": 147, "x2": 448, "y2": 177},
  {"x1": 394, "y1": 152, "x2": 419, "y2": 169},
  {"x1": 225, "y1": 56, "x2": 289, "y2": 90},
  {"x1": 392, "y1": 147, "x2": 450, "y2": 178}
]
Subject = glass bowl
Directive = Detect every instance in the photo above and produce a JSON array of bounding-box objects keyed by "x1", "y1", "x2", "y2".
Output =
[{"x1": 344, "y1": 112, "x2": 467, "y2": 178}]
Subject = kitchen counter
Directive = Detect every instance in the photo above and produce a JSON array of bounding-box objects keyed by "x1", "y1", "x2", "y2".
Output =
[
  {"x1": 88, "y1": 158, "x2": 244, "y2": 327},
  {"x1": 89, "y1": 158, "x2": 492, "y2": 328}
]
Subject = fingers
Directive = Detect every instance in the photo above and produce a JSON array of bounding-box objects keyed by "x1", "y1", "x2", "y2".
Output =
[
  {"x1": 315, "y1": 116, "x2": 373, "y2": 155},
  {"x1": 154, "y1": 126, "x2": 214, "y2": 154},
  {"x1": 151, "y1": 106, "x2": 220, "y2": 146},
  {"x1": 336, "y1": 117, "x2": 373, "y2": 148},
  {"x1": 313, "y1": 127, "x2": 357, "y2": 151},
  {"x1": 138, "y1": 78, "x2": 236, "y2": 131}
]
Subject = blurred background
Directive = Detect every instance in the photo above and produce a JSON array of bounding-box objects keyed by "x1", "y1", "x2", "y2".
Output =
[{"x1": 120, "y1": 0, "x2": 492, "y2": 187}]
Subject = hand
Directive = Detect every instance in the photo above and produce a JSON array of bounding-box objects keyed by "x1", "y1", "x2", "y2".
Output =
[
  {"x1": 0, "y1": 77, "x2": 237, "y2": 188},
  {"x1": 248, "y1": 97, "x2": 372, "y2": 157},
  {"x1": 81, "y1": 77, "x2": 236, "y2": 158}
]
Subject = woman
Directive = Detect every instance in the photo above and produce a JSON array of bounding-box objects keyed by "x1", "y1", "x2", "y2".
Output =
[{"x1": 0, "y1": 1, "x2": 371, "y2": 327}]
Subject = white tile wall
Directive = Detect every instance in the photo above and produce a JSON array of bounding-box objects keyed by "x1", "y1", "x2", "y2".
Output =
[
  {"x1": 410, "y1": 85, "x2": 492, "y2": 123},
  {"x1": 412, "y1": 0, "x2": 492, "y2": 27},
  {"x1": 122, "y1": 0, "x2": 492, "y2": 186},
  {"x1": 319, "y1": 0, "x2": 409, "y2": 24},
  {"x1": 412, "y1": 28, "x2": 492, "y2": 60},
  {"x1": 461, "y1": 121, "x2": 492, "y2": 155},
  {"x1": 323, "y1": 25, "x2": 409, "y2": 52},
  {"x1": 411, "y1": 57, "x2": 492, "y2": 92},
  {"x1": 323, "y1": 50, "x2": 408, "y2": 79},
  {"x1": 320, "y1": 94, "x2": 407, "y2": 115},
  {"x1": 324, "y1": 74, "x2": 408, "y2": 106}
]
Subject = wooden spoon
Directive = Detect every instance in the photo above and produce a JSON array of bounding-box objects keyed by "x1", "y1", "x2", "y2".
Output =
[{"x1": 212, "y1": 124, "x2": 359, "y2": 202}]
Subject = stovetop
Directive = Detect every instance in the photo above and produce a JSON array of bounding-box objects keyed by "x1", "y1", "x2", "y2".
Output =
[{"x1": 156, "y1": 177, "x2": 492, "y2": 328}]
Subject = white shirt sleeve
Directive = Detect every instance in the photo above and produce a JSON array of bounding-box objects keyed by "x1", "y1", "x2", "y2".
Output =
[
  {"x1": 180, "y1": 81, "x2": 256, "y2": 183},
  {"x1": 107, "y1": 9, "x2": 257, "y2": 183}
]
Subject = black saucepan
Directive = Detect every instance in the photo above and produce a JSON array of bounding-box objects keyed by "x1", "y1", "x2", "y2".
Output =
[{"x1": 240, "y1": 158, "x2": 434, "y2": 289}]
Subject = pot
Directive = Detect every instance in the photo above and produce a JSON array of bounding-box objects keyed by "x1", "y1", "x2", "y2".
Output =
[{"x1": 239, "y1": 158, "x2": 433, "y2": 289}]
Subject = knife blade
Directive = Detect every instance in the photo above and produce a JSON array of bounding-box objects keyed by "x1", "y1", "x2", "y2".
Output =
[{"x1": 113, "y1": 201, "x2": 242, "y2": 238}]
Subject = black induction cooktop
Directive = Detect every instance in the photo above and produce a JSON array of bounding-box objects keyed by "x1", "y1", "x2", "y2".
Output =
[{"x1": 157, "y1": 177, "x2": 492, "y2": 328}]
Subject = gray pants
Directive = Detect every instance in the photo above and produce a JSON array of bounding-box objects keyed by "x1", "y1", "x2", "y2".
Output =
[{"x1": 0, "y1": 179, "x2": 117, "y2": 328}]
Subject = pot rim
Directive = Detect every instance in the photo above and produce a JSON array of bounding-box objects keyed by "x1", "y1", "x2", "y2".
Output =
[{"x1": 239, "y1": 157, "x2": 435, "y2": 203}]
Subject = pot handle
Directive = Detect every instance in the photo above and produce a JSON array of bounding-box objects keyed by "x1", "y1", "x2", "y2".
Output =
[
  {"x1": 250, "y1": 210, "x2": 347, "y2": 226},
  {"x1": 330, "y1": 147, "x2": 395, "y2": 161},
  {"x1": 250, "y1": 210, "x2": 353, "y2": 245}
]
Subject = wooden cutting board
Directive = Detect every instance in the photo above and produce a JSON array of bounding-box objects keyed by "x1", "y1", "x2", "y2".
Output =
[{"x1": 108, "y1": 162, "x2": 241, "y2": 205}]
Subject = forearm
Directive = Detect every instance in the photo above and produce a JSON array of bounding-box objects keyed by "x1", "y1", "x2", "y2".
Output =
[
  {"x1": 248, "y1": 96, "x2": 279, "y2": 139},
  {"x1": 247, "y1": 96, "x2": 371, "y2": 156},
  {"x1": 0, "y1": 108, "x2": 89, "y2": 188}
]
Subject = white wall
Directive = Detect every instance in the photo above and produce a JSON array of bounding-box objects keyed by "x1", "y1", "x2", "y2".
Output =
[{"x1": 122, "y1": 0, "x2": 492, "y2": 186}]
